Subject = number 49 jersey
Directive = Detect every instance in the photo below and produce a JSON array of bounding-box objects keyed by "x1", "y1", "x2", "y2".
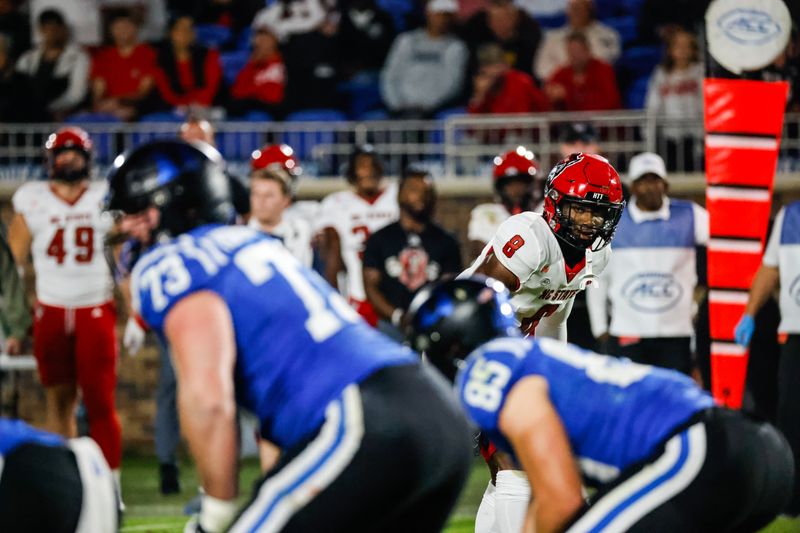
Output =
[
  {"x1": 458, "y1": 337, "x2": 715, "y2": 484},
  {"x1": 462, "y1": 212, "x2": 610, "y2": 336},
  {"x1": 12, "y1": 181, "x2": 113, "y2": 307},
  {"x1": 132, "y1": 224, "x2": 414, "y2": 449}
]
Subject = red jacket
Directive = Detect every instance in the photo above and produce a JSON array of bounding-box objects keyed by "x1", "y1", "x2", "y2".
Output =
[
  {"x1": 231, "y1": 55, "x2": 286, "y2": 105},
  {"x1": 468, "y1": 69, "x2": 551, "y2": 114},
  {"x1": 91, "y1": 44, "x2": 156, "y2": 99},
  {"x1": 548, "y1": 58, "x2": 621, "y2": 111}
]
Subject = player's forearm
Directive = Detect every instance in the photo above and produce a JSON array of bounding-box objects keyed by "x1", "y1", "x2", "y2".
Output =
[
  {"x1": 363, "y1": 275, "x2": 397, "y2": 320},
  {"x1": 179, "y1": 388, "x2": 239, "y2": 500},
  {"x1": 744, "y1": 265, "x2": 779, "y2": 316}
]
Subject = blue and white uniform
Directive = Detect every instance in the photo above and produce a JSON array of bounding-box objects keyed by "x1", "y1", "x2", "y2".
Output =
[
  {"x1": 132, "y1": 224, "x2": 414, "y2": 449},
  {"x1": 0, "y1": 418, "x2": 65, "y2": 456}
]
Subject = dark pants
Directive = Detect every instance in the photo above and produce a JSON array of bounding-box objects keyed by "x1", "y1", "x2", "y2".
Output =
[
  {"x1": 779, "y1": 334, "x2": 800, "y2": 515},
  {"x1": 568, "y1": 408, "x2": 794, "y2": 532},
  {"x1": 608, "y1": 336, "x2": 693, "y2": 375},
  {"x1": 229, "y1": 363, "x2": 473, "y2": 533},
  {"x1": 155, "y1": 340, "x2": 180, "y2": 465},
  {"x1": 0, "y1": 443, "x2": 83, "y2": 533}
]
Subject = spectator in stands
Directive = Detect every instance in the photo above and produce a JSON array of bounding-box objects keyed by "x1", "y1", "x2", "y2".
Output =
[
  {"x1": 545, "y1": 32, "x2": 620, "y2": 111},
  {"x1": 15, "y1": 9, "x2": 90, "y2": 121},
  {"x1": 29, "y1": 0, "x2": 102, "y2": 46},
  {"x1": 468, "y1": 42, "x2": 550, "y2": 115},
  {"x1": 99, "y1": 0, "x2": 168, "y2": 45},
  {"x1": 0, "y1": 0, "x2": 30, "y2": 61},
  {"x1": 515, "y1": 0, "x2": 567, "y2": 19},
  {"x1": 251, "y1": 0, "x2": 329, "y2": 43},
  {"x1": 381, "y1": 0, "x2": 467, "y2": 118},
  {"x1": 645, "y1": 29, "x2": 703, "y2": 172},
  {"x1": 558, "y1": 121, "x2": 600, "y2": 157},
  {"x1": 460, "y1": 0, "x2": 541, "y2": 77},
  {"x1": 153, "y1": 14, "x2": 223, "y2": 111},
  {"x1": 363, "y1": 167, "x2": 461, "y2": 340},
  {"x1": 190, "y1": 0, "x2": 265, "y2": 39},
  {"x1": 637, "y1": 0, "x2": 709, "y2": 45},
  {"x1": 91, "y1": 8, "x2": 156, "y2": 121},
  {"x1": 534, "y1": 0, "x2": 620, "y2": 81},
  {"x1": 0, "y1": 34, "x2": 36, "y2": 122},
  {"x1": 337, "y1": 0, "x2": 396, "y2": 79},
  {"x1": 0, "y1": 231, "x2": 30, "y2": 356},
  {"x1": 228, "y1": 20, "x2": 286, "y2": 118}
]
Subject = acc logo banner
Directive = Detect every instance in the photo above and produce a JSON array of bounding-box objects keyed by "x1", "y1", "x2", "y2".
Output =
[
  {"x1": 621, "y1": 272, "x2": 684, "y2": 313},
  {"x1": 706, "y1": 0, "x2": 790, "y2": 74}
]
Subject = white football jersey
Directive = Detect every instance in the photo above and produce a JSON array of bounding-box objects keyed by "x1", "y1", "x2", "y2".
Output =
[
  {"x1": 462, "y1": 212, "x2": 610, "y2": 338},
  {"x1": 12, "y1": 181, "x2": 114, "y2": 307},
  {"x1": 317, "y1": 183, "x2": 399, "y2": 301},
  {"x1": 468, "y1": 201, "x2": 544, "y2": 245},
  {"x1": 249, "y1": 214, "x2": 313, "y2": 268}
]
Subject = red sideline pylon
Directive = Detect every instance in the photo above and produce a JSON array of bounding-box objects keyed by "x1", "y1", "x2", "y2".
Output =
[{"x1": 704, "y1": 79, "x2": 789, "y2": 408}]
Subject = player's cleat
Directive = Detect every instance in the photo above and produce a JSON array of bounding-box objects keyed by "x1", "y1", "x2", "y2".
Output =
[{"x1": 160, "y1": 463, "x2": 181, "y2": 495}]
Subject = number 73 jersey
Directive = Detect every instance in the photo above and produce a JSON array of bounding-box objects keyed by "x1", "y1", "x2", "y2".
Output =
[
  {"x1": 457, "y1": 337, "x2": 714, "y2": 484},
  {"x1": 131, "y1": 224, "x2": 414, "y2": 449},
  {"x1": 462, "y1": 212, "x2": 611, "y2": 335},
  {"x1": 12, "y1": 181, "x2": 113, "y2": 307}
]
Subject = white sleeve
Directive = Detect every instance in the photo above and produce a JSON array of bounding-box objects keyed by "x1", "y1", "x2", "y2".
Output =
[
  {"x1": 49, "y1": 48, "x2": 90, "y2": 112},
  {"x1": 585, "y1": 275, "x2": 610, "y2": 339},
  {"x1": 645, "y1": 68, "x2": 663, "y2": 114},
  {"x1": 535, "y1": 297, "x2": 573, "y2": 342},
  {"x1": 467, "y1": 206, "x2": 498, "y2": 244},
  {"x1": 534, "y1": 31, "x2": 561, "y2": 81},
  {"x1": 762, "y1": 208, "x2": 784, "y2": 267},
  {"x1": 692, "y1": 203, "x2": 709, "y2": 246},
  {"x1": 488, "y1": 215, "x2": 543, "y2": 286},
  {"x1": 380, "y1": 34, "x2": 410, "y2": 110},
  {"x1": 10, "y1": 184, "x2": 32, "y2": 216}
]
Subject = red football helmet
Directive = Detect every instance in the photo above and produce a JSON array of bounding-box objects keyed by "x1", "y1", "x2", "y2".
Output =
[
  {"x1": 542, "y1": 153, "x2": 624, "y2": 251},
  {"x1": 492, "y1": 146, "x2": 538, "y2": 192},
  {"x1": 44, "y1": 127, "x2": 93, "y2": 182},
  {"x1": 250, "y1": 144, "x2": 302, "y2": 178}
]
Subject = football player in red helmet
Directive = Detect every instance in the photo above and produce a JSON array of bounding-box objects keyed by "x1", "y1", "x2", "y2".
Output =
[
  {"x1": 461, "y1": 152, "x2": 624, "y2": 533},
  {"x1": 468, "y1": 146, "x2": 542, "y2": 257},
  {"x1": 251, "y1": 144, "x2": 302, "y2": 178},
  {"x1": 45, "y1": 126, "x2": 93, "y2": 183}
]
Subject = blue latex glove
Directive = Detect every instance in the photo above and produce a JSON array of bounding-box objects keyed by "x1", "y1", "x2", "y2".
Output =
[{"x1": 734, "y1": 314, "x2": 756, "y2": 347}]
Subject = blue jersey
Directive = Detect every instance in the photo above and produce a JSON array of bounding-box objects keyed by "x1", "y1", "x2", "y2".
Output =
[
  {"x1": 457, "y1": 337, "x2": 715, "y2": 483},
  {"x1": 0, "y1": 418, "x2": 64, "y2": 457},
  {"x1": 132, "y1": 225, "x2": 415, "y2": 448}
]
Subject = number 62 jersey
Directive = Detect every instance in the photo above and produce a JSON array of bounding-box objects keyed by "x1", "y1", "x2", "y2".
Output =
[
  {"x1": 131, "y1": 224, "x2": 414, "y2": 449},
  {"x1": 12, "y1": 181, "x2": 113, "y2": 307},
  {"x1": 462, "y1": 212, "x2": 611, "y2": 339}
]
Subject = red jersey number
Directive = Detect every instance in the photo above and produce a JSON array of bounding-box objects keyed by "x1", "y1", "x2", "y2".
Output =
[
  {"x1": 502, "y1": 235, "x2": 525, "y2": 258},
  {"x1": 46, "y1": 226, "x2": 95, "y2": 265},
  {"x1": 519, "y1": 304, "x2": 559, "y2": 335}
]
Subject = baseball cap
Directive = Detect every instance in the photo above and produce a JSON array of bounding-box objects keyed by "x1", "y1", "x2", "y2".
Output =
[
  {"x1": 427, "y1": 0, "x2": 459, "y2": 13},
  {"x1": 626, "y1": 152, "x2": 667, "y2": 184},
  {"x1": 559, "y1": 122, "x2": 598, "y2": 144}
]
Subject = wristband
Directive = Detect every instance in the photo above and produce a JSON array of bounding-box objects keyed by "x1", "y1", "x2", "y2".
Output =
[{"x1": 391, "y1": 308, "x2": 403, "y2": 327}]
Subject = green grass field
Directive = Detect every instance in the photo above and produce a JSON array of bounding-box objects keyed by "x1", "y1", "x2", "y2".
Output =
[{"x1": 119, "y1": 456, "x2": 800, "y2": 532}]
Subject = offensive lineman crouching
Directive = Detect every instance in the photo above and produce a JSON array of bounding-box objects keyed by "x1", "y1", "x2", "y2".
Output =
[
  {"x1": 105, "y1": 140, "x2": 472, "y2": 532},
  {"x1": 408, "y1": 277, "x2": 794, "y2": 533}
]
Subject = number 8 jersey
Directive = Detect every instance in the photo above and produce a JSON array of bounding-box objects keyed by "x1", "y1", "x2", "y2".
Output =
[
  {"x1": 12, "y1": 181, "x2": 113, "y2": 307},
  {"x1": 132, "y1": 224, "x2": 414, "y2": 449},
  {"x1": 462, "y1": 212, "x2": 611, "y2": 339}
]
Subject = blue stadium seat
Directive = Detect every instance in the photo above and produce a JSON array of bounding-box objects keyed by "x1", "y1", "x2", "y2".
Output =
[
  {"x1": 236, "y1": 27, "x2": 253, "y2": 51},
  {"x1": 357, "y1": 109, "x2": 390, "y2": 121},
  {"x1": 138, "y1": 112, "x2": 185, "y2": 123},
  {"x1": 283, "y1": 109, "x2": 349, "y2": 173},
  {"x1": 132, "y1": 113, "x2": 185, "y2": 147},
  {"x1": 194, "y1": 24, "x2": 232, "y2": 49},
  {"x1": 603, "y1": 16, "x2": 639, "y2": 46},
  {"x1": 619, "y1": 0, "x2": 646, "y2": 16},
  {"x1": 625, "y1": 76, "x2": 650, "y2": 109},
  {"x1": 64, "y1": 113, "x2": 121, "y2": 165},
  {"x1": 220, "y1": 50, "x2": 250, "y2": 85},
  {"x1": 617, "y1": 45, "x2": 662, "y2": 78},
  {"x1": 338, "y1": 73, "x2": 383, "y2": 119},
  {"x1": 377, "y1": 0, "x2": 414, "y2": 32},
  {"x1": 434, "y1": 107, "x2": 467, "y2": 120},
  {"x1": 536, "y1": 13, "x2": 567, "y2": 29},
  {"x1": 593, "y1": 0, "x2": 620, "y2": 19}
]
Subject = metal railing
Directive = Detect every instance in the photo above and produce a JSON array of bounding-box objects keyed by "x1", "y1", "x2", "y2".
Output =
[{"x1": 0, "y1": 111, "x2": 798, "y2": 183}]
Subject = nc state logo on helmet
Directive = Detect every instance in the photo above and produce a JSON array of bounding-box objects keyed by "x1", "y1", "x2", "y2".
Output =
[
  {"x1": 492, "y1": 146, "x2": 538, "y2": 191},
  {"x1": 45, "y1": 127, "x2": 93, "y2": 182},
  {"x1": 542, "y1": 153, "x2": 624, "y2": 252}
]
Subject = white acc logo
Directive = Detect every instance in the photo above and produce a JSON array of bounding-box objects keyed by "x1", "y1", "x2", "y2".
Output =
[{"x1": 622, "y1": 273, "x2": 683, "y2": 313}]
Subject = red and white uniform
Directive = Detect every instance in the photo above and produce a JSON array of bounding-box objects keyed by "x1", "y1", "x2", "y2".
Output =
[
  {"x1": 11, "y1": 180, "x2": 121, "y2": 469},
  {"x1": 463, "y1": 211, "x2": 610, "y2": 341},
  {"x1": 317, "y1": 183, "x2": 399, "y2": 321}
]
